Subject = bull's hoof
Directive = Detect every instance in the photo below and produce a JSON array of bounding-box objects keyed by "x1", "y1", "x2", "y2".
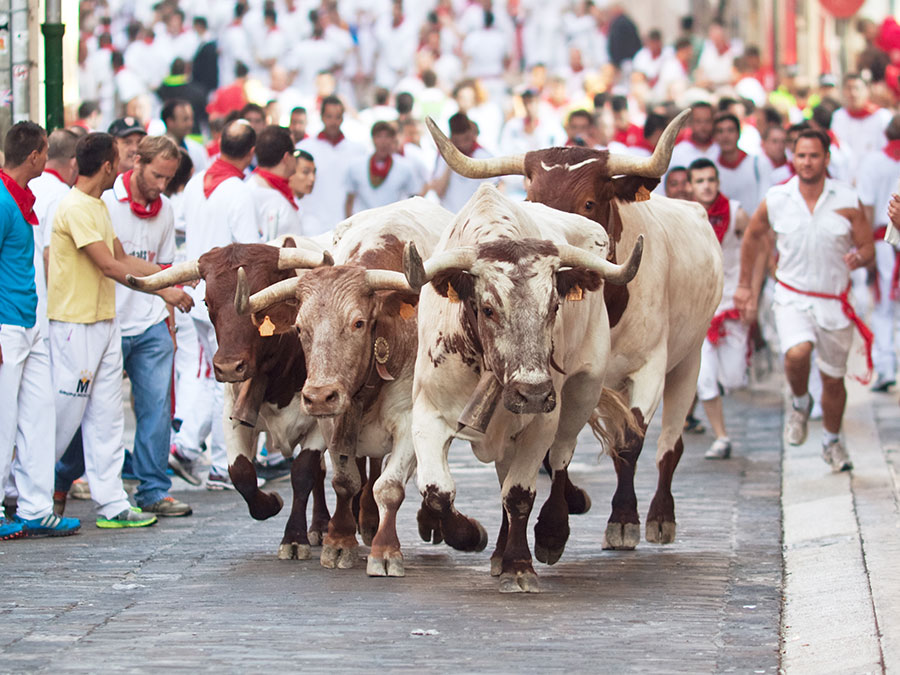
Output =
[
  {"x1": 490, "y1": 555, "x2": 503, "y2": 577},
  {"x1": 443, "y1": 515, "x2": 488, "y2": 553},
  {"x1": 534, "y1": 541, "x2": 565, "y2": 566},
  {"x1": 645, "y1": 519, "x2": 676, "y2": 544},
  {"x1": 566, "y1": 487, "x2": 592, "y2": 515},
  {"x1": 602, "y1": 522, "x2": 641, "y2": 550},
  {"x1": 359, "y1": 524, "x2": 377, "y2": 547},
  {"x1": 366, "y1": 551, "x2": 405, "y2": 577},
  {"x1": 321, "y1": 543, "x2": 358, "y2": 569},
  {"x1": 499, "y1": 570, "x2": 540, "y2": 594},
  {"x1": 277, "y1": 542, "x2": 312, "y2": 560},
  {"x1": 308, "y1": 528, "x2": 324, "y2": 546},
  {"x1": 416, "y1": 507, "x2": 444, "y2": 545},
  {"x1": 248, "y1": 491, "x2": 284, "y2": 521}
]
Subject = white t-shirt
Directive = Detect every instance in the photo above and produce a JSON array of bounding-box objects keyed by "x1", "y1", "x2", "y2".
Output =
[
  {"x1": 758, "y1": 153, "x2": 794, "y2": 189},
  {"x1": 830, "y1": 107, "x2": 892, "y2": 182},
  {"x1": 296, "y1": 134, "x2": 368, "y2": 229},
  {"x1": 716, "y1": 151, "x2": 763, "y2": 215},
  {"x1": 670, "y1": 139, "x2": 720, "y2": 171},
  {"x1": 103, "y1": 173, "x2": 175, "y2": 337},
  {"x1": 432, "y1": 146, "x2": 499, "y2": 213},
  {"x1": 248, "y1": 172, "x2": 302, "y2": 240},
  {"x1": 714, "y1": 198, "x2": 744, "y2": 314},
  {"x1": 183, "y1": 166, "x2": 261, "y2": 321},
  {"x1": 856, "y1": 148, "x2": 900, "y2": 228},
  {"x1": 346, "y1": 154, "x2": 422, "y2": 214},
  {"x1": 28, "y1": 170, "x2": 70, "y2": 339},
  {"x1": 767, "y1": 177, "x2": 859, "y2": 329}
]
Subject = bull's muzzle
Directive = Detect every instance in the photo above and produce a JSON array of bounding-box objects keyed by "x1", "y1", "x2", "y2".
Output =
[
  {"x1": 301, "y1": 382, "x2": 349, "y2": 417},
  {"x1": 503, "y1": 379, "x2": 557, "y2": 414},
  {"x1": 213, "y1": 356, "x2": 252, "y2": 383}
]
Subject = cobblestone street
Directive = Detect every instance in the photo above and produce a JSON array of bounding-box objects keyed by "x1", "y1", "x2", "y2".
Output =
[{"x1": 1, "y1": 377, "x2": 786, "y2": 673}]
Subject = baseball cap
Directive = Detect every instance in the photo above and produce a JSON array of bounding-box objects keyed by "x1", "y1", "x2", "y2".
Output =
[
  {"x1": 819, "y1": 74, "x2": 837, "y2": 88},
  {"x1": 107, "y1": 116, "x2": 146, "y2": 137}
]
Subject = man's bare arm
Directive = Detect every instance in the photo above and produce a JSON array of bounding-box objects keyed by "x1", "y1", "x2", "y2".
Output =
[{"x1": 842, "y1": 201, "x2": 875, "y2": 270}]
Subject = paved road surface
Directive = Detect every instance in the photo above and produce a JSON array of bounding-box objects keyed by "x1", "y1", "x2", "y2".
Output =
[{"x1": 1, "y1": 383, "x2": 784, "y2": 673}]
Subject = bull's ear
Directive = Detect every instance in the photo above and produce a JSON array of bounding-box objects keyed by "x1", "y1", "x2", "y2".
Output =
[
  {"x1": 376, "y1": 290, "x2": 420, "y2": 321},
  {"x1": 282, "y1": 236, "x2": 297, "y2": 248},
  {"x1": 431, "y1": 269, "x2": 474, "y2": 303},
  {"x1": 557, "y1": 268, "x2": 602, "y2": 300}
]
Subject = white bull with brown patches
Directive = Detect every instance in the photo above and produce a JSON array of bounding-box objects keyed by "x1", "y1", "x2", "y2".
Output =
[
  {"x1": 406, "y1": 184, "x2": 642, "y2": 593},
  {"x1": 241, "y1": 198, "x2": 452, "y2": 576}
]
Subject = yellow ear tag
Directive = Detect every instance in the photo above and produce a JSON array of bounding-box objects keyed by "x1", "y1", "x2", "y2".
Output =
[
  {"x1": 446, "y1": 282, "x2": 460, "y2": 304},
  {"x1": 566, "y1": 284, "x2": 584, "y2": 302},
  {"x1": 635, "y1": 185, "x2": 651, "y2": 202},
  {"x1": 399, "y1": 302, "x2": 416, "y2": 320},
  {"x1": 258, "y1": 316, "x2": 276, "y2": 337}
]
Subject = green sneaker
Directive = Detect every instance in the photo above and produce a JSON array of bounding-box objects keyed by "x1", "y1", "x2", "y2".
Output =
[{"x1": 96, "y1": 507, "x2": 158, "y2": 529}]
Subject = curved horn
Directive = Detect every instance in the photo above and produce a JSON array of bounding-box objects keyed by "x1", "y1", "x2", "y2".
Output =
[
  {"x1": 403, "y1": 241, "x2": 427, "y2": 291},
  {"x1": 364, "y1": 269, "x2": 416, "y2": 293},
  {"x1": 234, "y1": 266, "x2": 249, "y2": 315},
  {"x1": 244, "y1": 277, "x2": 301, "y2": 315},
  {"x1": 557, "y1": 235, "x2": 644, "y2": 286},
  {"x1": 126, "y1": 260, "x2": 200, "y2": 291},
  {"x1": 426, "y1": 117, "x2": 525, "y2": 179},
  {"x1": 423, "y1": 246, "x2": 479, "y2": 282},
  {"x1": 277, "y1": 247, "x2": 334, "y2": 270},
  {"x1": 605, "y1": 108, "x2": 691, "y2": 178}
]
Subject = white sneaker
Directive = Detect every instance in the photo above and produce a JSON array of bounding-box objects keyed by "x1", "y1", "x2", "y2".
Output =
[
  {"x1": 784, "y1": 397, "x2": 813, "y2": 446},
  {"x1": 704, "y1": 437, "x2": 732, "y2": 459},
  {"x1": 822, "y1": 439, "x2": 853, "y2": 473}
]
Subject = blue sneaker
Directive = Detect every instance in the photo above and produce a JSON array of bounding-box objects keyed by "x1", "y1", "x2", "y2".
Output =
[
  {"x1": 1, "y1": 517, "x2": 24, "y2": 541},
  {"x1": 15, "y1": 513, "x2": 81, "y2": 537}
]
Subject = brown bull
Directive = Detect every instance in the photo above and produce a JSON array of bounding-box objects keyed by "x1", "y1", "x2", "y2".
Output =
[{"x1": 427, "y1": 109, "x2": 724, "y2": 553}]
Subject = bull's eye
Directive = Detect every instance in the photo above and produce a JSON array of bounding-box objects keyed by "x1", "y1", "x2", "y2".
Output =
[
  {"x1": 481, "y1": 307, "x2": 493, "y2": 318},
  {"x1": 354, "y1": 320, "x2": 365, "y2": 329},
  {"x1": 584, "y1": 200, "x2": 595, "y2": 212}
]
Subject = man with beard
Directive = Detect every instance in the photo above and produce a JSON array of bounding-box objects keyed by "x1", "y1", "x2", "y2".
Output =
[{"x1": 736, "y1": 130, "x2": 874, "y2": 473}]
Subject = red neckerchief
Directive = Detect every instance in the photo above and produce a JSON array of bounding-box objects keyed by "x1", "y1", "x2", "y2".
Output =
[
  {"x1": 884, "y1": 139, "x2": 900, "y2": 160},
  {"x1": 203, "y1": 158, "x2": 244, "y2": 198},
  {"x1": 845, "y1": 103, "x2": 879, "y2": 119},
  {"x1": 369, "y1": 155, "x2": 392, "y2": 187},
  {"x1": 770, "y1": 155, "x2": 788, "y2": 168},
  {"x1": 254, "y1": 168, "x2": 298, "y2": 210},
  {"x1": 634, "y1": 136, "x2": 655, "y2": 153},
  {"x1": 718, "y1": 150, "x2": 747, "y2": 169},
  {"x1": 317, "y1": 130, "x2": 344, "y2": 147},
  {"x1": 392, "y1": 15, "x2": 404, "y2": 28},
  {"x1": 715, "y1": 41, "x2": 730, "y2": 56},
  {"x1": 613, "y1": 124, "x2": 643, "y2": 147},
  {"x1": 44, "y1": 168, "x2": 66, "y2": 184},
  {"x1": 776, "y1": 278, "x2": 874, "y2": 384},
  {"x1": 461, "y1": 141, "x2": 482, "y2": 157},
  {"x1": 705, "y1": 192, "x2": 730, "y2": 243},
  {"x1": 827, "y1": 130, "x2": 840, "y2": 148},
  {"x1": 0, "y1": 169, "x2": 38, "y2": 226},
  {"x1": 121, "y1": 170, "x2": 162, "y2": 219}
]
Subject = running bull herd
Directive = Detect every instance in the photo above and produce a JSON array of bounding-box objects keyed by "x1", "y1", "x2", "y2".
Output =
[{"x1": 127, "y1": 109, "x2": 724, "y2": 593}]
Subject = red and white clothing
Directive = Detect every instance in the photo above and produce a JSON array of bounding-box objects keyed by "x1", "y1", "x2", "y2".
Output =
[
  {"x1": 28, "y1": 170, "x2": 70, "y2": 340},
  {"x1": 102, "y1": 173, "x2": 175, "y2": 337},
  {"x1": 296, "y1": 133, "x2": 367, "y2": 232},
  {"x1": 670, "y1": 139, "x2": 720, "y2": 172},
  {"x1": 767, "y1": 177, "x2": 862, "y2": 377},
  {"x1": 633, "y1": 45, "x2": 673, "y2": 87},
  {"x1": 856, "y1": 143, "x2": 900, "y2": 381},
  {"x1": 758, "y1": 153, "x2": 794, "y2": 189},
  {"x1": 716, "y1": 151, "x2": 763, "y2": 216},
  {"x1": 697, "y1": 39, "x2": 741, "y2": 88},
  {"x1": 345, "y1": 154, "x2": 422, "y2": 215},
  {"x1": 248, "y1": 170, "x2": 301, "y2": 240},
  {"x1": 830, "y1": 106, "x2": 892, "y2": 183},
  {"x1": 697, "y1": 195, "x2": 749, "y2": 400}
]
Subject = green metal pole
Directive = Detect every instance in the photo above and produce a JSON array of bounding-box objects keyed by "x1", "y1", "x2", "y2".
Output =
[{"x1": 41, "y1": 22, "x2": 65, "y2": 131}]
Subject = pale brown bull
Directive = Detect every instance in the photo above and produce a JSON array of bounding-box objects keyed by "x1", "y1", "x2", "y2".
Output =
[{"x1": 426, "y1": 109, "x2": 724, "y2": 553}]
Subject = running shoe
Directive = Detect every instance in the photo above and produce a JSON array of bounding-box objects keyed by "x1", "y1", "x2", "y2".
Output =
[
  {"x1": 784, "y1": 396, "x2": 813, "y2": 446},
  {"x1": 15, "y1": 513, "x2": 81, "y2": 537},
  {"x1": 168, "y1": 447, "x2": 202, "y2": 486},
  {"x1": 704, "y1": 437, "x2": 732, "y2": 459},
  {"x1": 141, "y1": 496, "x2": 193, "y2": 517},
  {"x1": 822, "y1": 439, "x2": 853, "y2": 473},
  {"x1": 0, "y1": 517, "x2": 24, "y2": 541},
  {"x1": 96, "y1": 507, "x2": 158, "y2": 529}
]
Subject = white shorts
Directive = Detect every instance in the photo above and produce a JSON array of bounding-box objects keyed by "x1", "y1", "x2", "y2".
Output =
[
  {"x1": 773, "y1": 303, "x2": 854, "y2": 379},
  {"x1": 697, "y1": 320, "x2": 750, "y2": 401}
]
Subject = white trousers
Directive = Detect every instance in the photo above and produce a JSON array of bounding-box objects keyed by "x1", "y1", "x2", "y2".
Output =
[
  {"x1": 872, "y1": 240, "x2": 898, "y2": 379},
  {"x1": 173, "y1": 306, "x2": 200, "y2": 424},
  {"x1": 50, "y1": 320, "x2": 130, "y2": 519},
  {"x1": 697, "y1": 320, "x2": 750, "y2": 401},
  {"x1": 173, "y1": 316, "x2": 227, "y2": 474},
  {"x1": 0, "y1": 324, "x2": 55, "y2": 520}
]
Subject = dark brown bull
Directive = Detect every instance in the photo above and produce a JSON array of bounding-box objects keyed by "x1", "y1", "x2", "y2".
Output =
[
  {"x1": 127, "y1": 241, "x2": 336, "y2": 558},
  {"x1": 427, "y1": 108, "x2": 725, "y2": 554}
]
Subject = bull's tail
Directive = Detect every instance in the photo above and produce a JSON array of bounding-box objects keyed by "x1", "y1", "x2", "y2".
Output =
[{"x1": 588, "y1": 388, "x2": 644, "y2": 461}]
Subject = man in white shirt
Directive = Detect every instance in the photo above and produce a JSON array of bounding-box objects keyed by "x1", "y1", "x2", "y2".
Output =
[
  {"x1": 29, "y1": 129, "x2": 78, "y2": 343},
  {"x1": 632, "y1": 30, "x2": 672, "y2": 89},
  {"x1": 669, "y1": 102, "x2": 719, "y2": 182},
  {"x1": 830, "y1": 74, "x2": 892, "y2": 182},
  {"x1": 431, "y1": 112, "x2": 497, "y2": 213},
  {"x1": 102, "y1": 135, "x2": 193, "y2": 517},
  {"x1": 289, "y1": 107, "x2": 308, "y2": 145},
  {"x1": 373, "y1": 0, "x2": 418, "y2": 90},
  {"x1": 345, "y1": 122, "x2": 422, "y2": 217},
  {"x1": 289, "y1": 149, "x2": 319, "y2": 237},
  {"x1": 249, "y1": 125, "x2": 301, "y2": 240},
  {"x1": 695, "y1": 19, "x2": 740, "y2": 89},
  {"x1": 735, "y1": 130, "x2": 875, "y2": 472},
  {"x1": 161, "y1": 99, "x2": 208, "y2": 174},
  {"x1": 172, "y1": 120, "x2": 260, "y2": 489},
  {"x1": 856, "y1": 114, "x2": 900, "y2": 392},
  {"x1": 758, "y1": 124, "x2": 793, "y2": 188},
  {"x1": 688, "y1": 159, "x2": 751, "y2": 460},
  {"x1": 296, "y1": 96, "x2": 367, "y2": 233},
  {"x1": 108, "y1": 117, "x2": 146, "y2": 176},
  {"x1": 714, "y1": 112, "x2": 763, "y2": 216}
]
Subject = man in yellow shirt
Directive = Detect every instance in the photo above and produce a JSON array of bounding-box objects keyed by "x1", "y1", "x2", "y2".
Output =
[{"x1": 47, "y1": 133, "x2": 168, "y2": 528}]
